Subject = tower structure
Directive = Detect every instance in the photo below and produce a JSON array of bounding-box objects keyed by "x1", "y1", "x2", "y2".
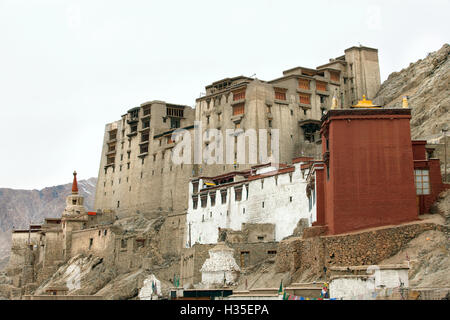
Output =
[{"x1": 62, "y1": 171, "x2": 88, "y2": 259}]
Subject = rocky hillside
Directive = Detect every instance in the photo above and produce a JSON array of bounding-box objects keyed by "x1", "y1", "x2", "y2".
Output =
[
  {"x1": 0, "y1": 178, "x2": 97, "y2": 270},
  {"x1": 375, "y1": 43, "x2": 449, "y2": 140}
]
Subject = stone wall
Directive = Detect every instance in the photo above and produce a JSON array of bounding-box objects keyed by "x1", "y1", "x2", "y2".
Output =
[
  {"x1": 70, "y1": 227, "x2": 116, "y2": 265},
  {"x1": 276, "y1": 221, "x2": 448, "y2": 280}
]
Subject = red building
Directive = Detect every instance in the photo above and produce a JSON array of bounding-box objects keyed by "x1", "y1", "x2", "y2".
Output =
[{"x1": 307, "y1": 105, "x2": 449, "y2": 235}]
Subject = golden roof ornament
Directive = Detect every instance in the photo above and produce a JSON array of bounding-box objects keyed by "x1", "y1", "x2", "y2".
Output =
[
  {"x1": 402, "y1": 96, "x2": 409, "y2": 108},
  {"x1": 331, "y1": 95, "x2": 338, "y2": 110},
  {"x1": 351, "y1": 95, "x2": 382, "y2": 108}
]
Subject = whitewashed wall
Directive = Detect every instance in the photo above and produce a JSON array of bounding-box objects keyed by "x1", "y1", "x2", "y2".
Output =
[
  {"x1": 186, "y1": 163, "x2": 312, "y2": 246},
  {"x1": 330, "y1": 268, "x2": 409, "y2": 300}
]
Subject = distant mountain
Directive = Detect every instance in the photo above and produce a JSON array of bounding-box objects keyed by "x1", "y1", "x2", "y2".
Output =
[
  {"x1": 0, "y1": 178, "x2": 97, "y2": 270},
  {"x1": 374, "y1": 43, "x2": 449, "y2": 141}
]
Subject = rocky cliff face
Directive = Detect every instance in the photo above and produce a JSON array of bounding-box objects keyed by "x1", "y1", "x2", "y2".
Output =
[
  {"x1": 0, "y1": 178, "x2": 97, "y2": 270},
  {"x1": 375, "y1": 43, "x2": 449, "y2": 140}
]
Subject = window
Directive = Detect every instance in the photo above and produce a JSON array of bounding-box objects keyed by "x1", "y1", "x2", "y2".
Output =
[
  {"x1": 274, "y1": 89, "x2": 286, "y2": 100},
  {"x1": 142, "y1": 119, "x2": 150, "y2": 129},
  {"x1": 121, "y1": 239, "x2": 127, "y2": 249},
  {"x1": 232, "y1": 103, "x2": 245, "y2": 116},
  {"x1": 415, "y1": 170, "x2": 430, "y2": 195},
  {"x1": 316, "y1": 81, "x2": 327, "y2": 91},
  {"x1": 330, "y1": 71, "x2": 340, "y2": 82},
  {"x1": 240, "y1": 251, "x2": 250, "y2": 267},
  {"x1": 192, "y1": 195, "x2": 198, "y2": 209},
  {"x1": 298, "y1": 79, "x2": 310, "y2": 90},
  {"x1": 210, "y1": 192, "x2": 216, "y2": 206},
  {"x1": 109, "y1": 129, "x2": 117, "y2": 141},
  {"x1": 200, "y1": 195, "x2": 207, "y2": 208},
  {"x1": 141, "y1": 132, "x2": 149, "y2": 143},
  {"x1": 140, "y1": 144, "x2": 148, "y2": 154},
  {"x1": 221, "y1": 189, "x2": 227, "y2": 204},
  {"x1": 167, "y1": 106, "x2": 184, "y2": 118},
  {"x1": 143, "y1": 106, "x2": 151, "y2": 116},
  {"x1": 89, "y1": 238, "x2": 93, "y2": 250},
  {"x1": 268, "y1": 250, "x2": 277, "y2": 255},
  {"x1": 268, "y1": 120, "x2": 272, "y2": 128},
  {"x1": 106, "y1": 156, "x2": 115, "y2": 165},
  {"x1": 320, "y1": 95, "x2": 326, "y2": 104},
  {"x1": 262, "y1": 202, "x2": 265, "y2": 208},
  {"x1": 233, "y1": 89, "x2": 246, "y2": 101},
  {"x1": 136, "y1": 239, "x2": 145, "y2": 248},
  {"x1": 104, "y1": 230, "x2": 107, "y2": 236},
  {"x1": 299, "y1": 93, "x2": 311, "y2": 105},
  {"x1": 72, "y1": 199, "x2": 77, "y2": 205},
  {"x1": 117, "y1": 201, "x2": 120, "y2": 208},
  {"x1": 257, "y1": 236, "x2": 264, "y2": 241},
  {"x1": 234, "y1": 186, "x2": 243, "y2": 201},
  {"x1": 170, "y1": 118, "x2": 180, "y2": 129}
]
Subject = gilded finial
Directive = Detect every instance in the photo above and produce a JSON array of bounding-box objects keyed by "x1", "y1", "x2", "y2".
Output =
[
  {"x1": 331, "y1": 95, "x2": 338, "y2": 110},
  {"x1": 351, "y1": 94, "x2": 382, "y2": 109},
  {"x1": 402, "y1": 96, "x2": 408, "y2": 108}
]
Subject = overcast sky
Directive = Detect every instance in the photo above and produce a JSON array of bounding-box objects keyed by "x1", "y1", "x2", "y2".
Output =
[{"x1": 0, "y1": 0, "x2": 448, "y2": 189}]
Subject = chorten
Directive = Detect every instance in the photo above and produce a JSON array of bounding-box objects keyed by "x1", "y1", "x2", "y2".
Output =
[
  {"x1": 200, "y1": 242, "x2": 240, "y2": 286},
  {"x1": 62, "y1": 171, "x2": 87, "y2": 218}
]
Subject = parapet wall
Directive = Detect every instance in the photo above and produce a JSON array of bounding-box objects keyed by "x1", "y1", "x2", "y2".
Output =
[{"x1": 275, "y1": 221, "x2": 448, "y2": 279}]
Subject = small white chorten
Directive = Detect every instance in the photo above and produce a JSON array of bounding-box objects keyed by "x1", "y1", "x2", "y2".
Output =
[{"x1": 200, "y1": 242, "x2": 240, "y2": 286}]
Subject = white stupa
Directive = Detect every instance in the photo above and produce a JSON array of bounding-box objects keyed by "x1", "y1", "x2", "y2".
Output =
[
  {"x1": 200, "y1": 242, "x2": 240, "y2": 286},
  {"x1": 138, "y1": 274, "x2": 161, "y2": 300}
]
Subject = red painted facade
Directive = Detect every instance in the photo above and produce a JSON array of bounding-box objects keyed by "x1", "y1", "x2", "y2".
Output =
[
  {"x1": 412, "y1": 141, "x2": 449, "y2": 214},
  {"x1": 311, "y1": 108, "x2": 449, "y2": 235}
]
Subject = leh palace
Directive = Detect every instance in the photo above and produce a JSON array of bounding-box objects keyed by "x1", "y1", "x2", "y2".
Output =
[{"x1": 3, "y1": 45, "x2": 449, "y2": 300}]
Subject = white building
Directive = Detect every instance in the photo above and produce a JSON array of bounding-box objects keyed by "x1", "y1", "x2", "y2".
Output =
[
  {"x1": 186, "y1": 158, "x2": 315, "y2": 247},
  {"x1": 329, "y1": 264, "x2": 410, "y2": 300}
]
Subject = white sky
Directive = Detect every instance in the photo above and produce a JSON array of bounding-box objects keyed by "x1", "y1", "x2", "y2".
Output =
[{"x1": 0, "y1": 0, "x2": 449, "y2": 189}]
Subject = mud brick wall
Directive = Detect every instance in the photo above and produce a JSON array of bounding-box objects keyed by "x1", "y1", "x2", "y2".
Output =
[{"x1": 276, "y1": 222, "x2": 448, "y2": 277}]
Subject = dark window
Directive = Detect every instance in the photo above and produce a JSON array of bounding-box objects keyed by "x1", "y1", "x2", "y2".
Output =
[
  {"x1": 170, "y1": 118, "x2": 180, "y2": 129},
  {"x1": 221, "y1": 189, "x2": 227, "y2": 204},
  {"x1": 240, "y1": 251, "x2": 250, "y2": 267},
  {"x1": 200, "y1": 195, "x2": 207, "y2": 208},
  {"x1": 235, "y1": 186, "x2": 242, "y2": 201}
]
